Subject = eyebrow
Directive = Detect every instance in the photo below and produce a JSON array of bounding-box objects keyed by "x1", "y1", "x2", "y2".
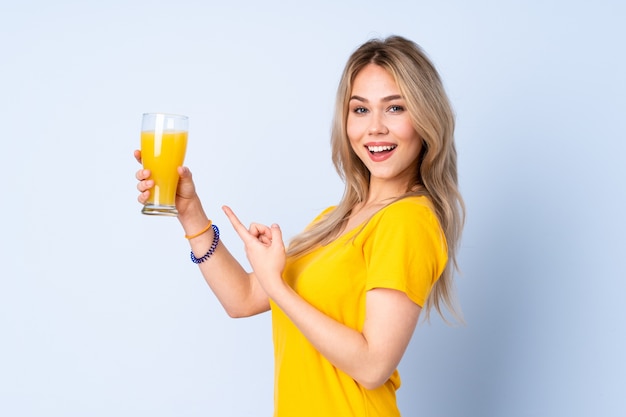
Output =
[{"x1": 349, "y1": 94, "x2": 403, "y2": 103}]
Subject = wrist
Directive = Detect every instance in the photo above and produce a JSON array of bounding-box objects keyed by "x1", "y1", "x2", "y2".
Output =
[
  {"x1": 176, "y1": 194, "x2": 204, "y2": 219},
  {"x1": 264, "y1": 275, "x2": 291, "y2": 301},
  {"x1": 177, "y1": 199, "x2": 210, "y2": 237},
  {"x1": 177, "y1": 194, "x2": 203, "y2": 218}
]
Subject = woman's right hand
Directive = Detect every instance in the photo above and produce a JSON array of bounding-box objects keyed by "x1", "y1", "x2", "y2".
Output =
[
  {"x1": 134, "y1": 151, "x2": 270, "y2": 317},
  {"x1": 134, "y1": 149, "x2": 201, "y2": 218}
]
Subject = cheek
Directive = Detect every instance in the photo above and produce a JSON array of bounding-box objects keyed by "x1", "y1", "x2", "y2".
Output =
[
  {"x1": 346, "y1": 122, "x2": 360, "y2": 146},
  {"x1": 393, "y1": 121, "x2": 418, "y2": 140},
  {"x1": 397, "y1": 125, "x2": 423, "y2": 160},
  {"x1": 398, "y1": 125, "x2": 422, "y2": 147},
  {"x1": 410, "y1": 136, "x2": 424, "y2": 165}
]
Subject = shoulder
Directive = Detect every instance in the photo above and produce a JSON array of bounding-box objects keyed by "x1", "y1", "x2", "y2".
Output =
[
  {"x1": 362, "y1": 196, "x2": 449, "y2": 303},
  {"x1": 315, "y1": 206, "x2": 336, "y2": 220},
  {"x1": 312, "y1": 206, "x2": 336, "y2": 223},
  {"x1": 302, "y1": 205, "x2": 336, "y2": 230},
  {"x1": 363, "y1": 196, "x2": 447, "y2": 254},
  {"x1": 374, "y1": 196, "x2": 441, "y2": 230}
]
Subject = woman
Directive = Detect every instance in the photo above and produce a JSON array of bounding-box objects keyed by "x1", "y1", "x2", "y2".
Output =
[{"x1": 136, "y1": 35, "x2": 464, "y2": 416}]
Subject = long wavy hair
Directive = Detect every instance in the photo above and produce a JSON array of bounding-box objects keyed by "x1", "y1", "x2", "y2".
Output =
[{"x1": 286, "y1": 35, "x2": 465, "y2": 323}]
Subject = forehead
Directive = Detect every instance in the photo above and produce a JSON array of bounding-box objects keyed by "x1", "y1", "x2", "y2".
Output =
[{"x1": 351, "y1": 64, "x2": 400, "y2": 96}]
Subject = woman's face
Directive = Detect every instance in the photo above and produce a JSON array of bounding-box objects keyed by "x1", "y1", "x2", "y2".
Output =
[{"x1": 347, "y1": 64, "x2": 422, "y2": 192}]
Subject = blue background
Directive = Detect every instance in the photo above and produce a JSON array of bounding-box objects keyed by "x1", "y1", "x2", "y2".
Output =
[{"x1": 1, "y1": 1, "x2": 624, "y2": 416}]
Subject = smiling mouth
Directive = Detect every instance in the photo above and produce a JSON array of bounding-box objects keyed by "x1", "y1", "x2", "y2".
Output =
[{"x1": 367, "y1": 145, "x2": 397, "y2": 154}]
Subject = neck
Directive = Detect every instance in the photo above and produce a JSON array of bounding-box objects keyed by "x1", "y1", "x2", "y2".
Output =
[{"x1": 364, "y1": 178, "x2": 412, "y2": 206}]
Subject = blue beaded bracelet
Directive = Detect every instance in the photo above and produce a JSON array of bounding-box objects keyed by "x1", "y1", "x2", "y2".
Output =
[{"x1": 190, "y1": 224, "x2": 220, "y2": 264}]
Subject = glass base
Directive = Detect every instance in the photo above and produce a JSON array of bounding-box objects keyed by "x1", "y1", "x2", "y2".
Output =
[{"x1": 142, "y1": 204, "x2": 178, "y2": 217}]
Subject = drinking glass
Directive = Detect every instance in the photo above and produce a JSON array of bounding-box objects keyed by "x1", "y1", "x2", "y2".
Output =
[{"x1": 140, "y1": 113, "x2": 188, "y2": 216}]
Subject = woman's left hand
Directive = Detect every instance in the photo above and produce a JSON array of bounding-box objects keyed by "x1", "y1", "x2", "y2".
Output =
[{"x1": 222, "y1": 205, "x2": 286, "y2": 295}]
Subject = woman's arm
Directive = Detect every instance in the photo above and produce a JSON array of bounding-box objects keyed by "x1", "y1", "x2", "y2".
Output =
[
  {"x1": 272, "y1": 283, "x2": 420, "y2": 389},
  {"x1": 224, "y1": 206, "x2": 421, "y2": 389},
  {"x1": 178, "y1": 196, "x2": 270, "y2": 318},
  {"x1": 135, "y1": 152, "x2": 270, "y2": 317}
]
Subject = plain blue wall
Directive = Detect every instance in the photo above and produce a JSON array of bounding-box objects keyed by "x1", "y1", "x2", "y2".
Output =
[{"x1": 1, "y1": 1, "x2": 624, "y2": 416}]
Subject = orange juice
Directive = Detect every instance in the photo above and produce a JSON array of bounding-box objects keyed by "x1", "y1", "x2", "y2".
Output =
[{"x1": 141, "y1": 130, "x2": 188, "y2": 207}]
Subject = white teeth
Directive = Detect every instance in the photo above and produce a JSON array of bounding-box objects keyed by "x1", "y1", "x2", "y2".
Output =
[{"x1": 367, "y1": 145, "x2": 396, "y2": 153}]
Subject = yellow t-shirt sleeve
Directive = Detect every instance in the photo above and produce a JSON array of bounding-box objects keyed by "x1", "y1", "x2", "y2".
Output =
[{"x1": 363, "y1": 200, "x2": 448, "y2": 307}]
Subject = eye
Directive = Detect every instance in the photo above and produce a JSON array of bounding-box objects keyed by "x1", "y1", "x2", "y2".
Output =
[
  {"x1": 388, "y1": 105, "x2": 405, "y2": 113},
  {"x1": 352, "y1": 106, "x2": 369, "y2": 114}
]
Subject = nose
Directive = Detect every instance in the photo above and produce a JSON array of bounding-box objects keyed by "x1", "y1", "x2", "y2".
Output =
[{"x1": 368, "y1": 113, "x2": 388, "y2": 135}]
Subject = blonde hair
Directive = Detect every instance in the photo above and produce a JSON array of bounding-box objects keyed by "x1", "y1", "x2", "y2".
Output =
[{"x1": 287, "y1": 35, "x2": 465, "y2": 323}]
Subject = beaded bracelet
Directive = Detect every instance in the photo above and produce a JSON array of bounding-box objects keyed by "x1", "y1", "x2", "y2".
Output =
[{"x1": 190, "y1": 224, "x2": 220, "y2": 264}]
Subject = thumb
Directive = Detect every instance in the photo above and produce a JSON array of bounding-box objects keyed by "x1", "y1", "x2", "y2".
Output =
[
  {"x1": 178, "y1": 166, "x2": 193, "y2": 179},
  {"x1": 270, "y1": 224, "x2": 285, "y2": 249}
]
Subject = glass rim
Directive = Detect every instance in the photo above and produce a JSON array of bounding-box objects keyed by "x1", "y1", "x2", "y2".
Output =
[{"x1": 142, "y1": 112, "x2": 188, "y2": 120}]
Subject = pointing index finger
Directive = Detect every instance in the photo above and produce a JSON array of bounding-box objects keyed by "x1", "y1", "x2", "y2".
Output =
[{"x1": 222, "y1": 205, "x2": 251, "y2": 240}]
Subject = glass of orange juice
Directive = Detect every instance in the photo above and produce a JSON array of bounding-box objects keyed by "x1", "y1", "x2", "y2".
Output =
[{"x1": 140, "y1": 113, "x2": 188, "y2": 216}]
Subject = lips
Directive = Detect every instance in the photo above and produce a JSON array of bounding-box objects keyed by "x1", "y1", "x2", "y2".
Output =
[
  {"x1": 365, "y1": 144, "x2": 397, "y2": 162},
  {"x1": 367, "y1": 145, "x2": 397, "y2": 153}
]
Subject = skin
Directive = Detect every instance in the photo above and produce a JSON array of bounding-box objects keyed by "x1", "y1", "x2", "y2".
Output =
[
  {"x1": 343, "y1": 63, "x2": 424, "y2": 232},
  {"x1": 134, "y1": 64, "x2": 423, "y2": 389},
  {"x1": 347, "y1": 64, "x2": 423, "y2": 201}
]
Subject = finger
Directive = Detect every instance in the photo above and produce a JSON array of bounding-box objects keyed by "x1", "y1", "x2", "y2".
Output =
[
  {"x1": 270, "y1": 224, "x2": 285, "y2": 250},
  {"x1": 252, "y1": 224, "x2": 273, "y2": 246},
  {"x1": 135, "y1": 168, "x2": 151, "y2": 181},
  {"x1": 134, "y1": 149, "x2": 142, "y2": 164},
  {"x1": 250, "y1": 223, "x2": 271, "y2": 239},
  {"x1": 258, "y1": 235, "x2": 272, "y2": 245},
  {"x1": 177, "y1": 166, "x2": 192, "y2": 178},
  {"x1": 222, "y1": 206, "x2": 254, "y2": 242},
  {"x1": 136, "y1": 179, "x2": 154, "y2": 193},
  {"x1": 137, "y1": 189, "x2": 150, "y2": 204},
  {"x1": 135, "y1": 168, "x2": 153, "y2": 192}
]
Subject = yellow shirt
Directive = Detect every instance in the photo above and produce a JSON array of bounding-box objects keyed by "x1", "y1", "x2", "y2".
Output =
[{"x1": 270, "y1": 196, "x2": 448, "y2": 416}]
